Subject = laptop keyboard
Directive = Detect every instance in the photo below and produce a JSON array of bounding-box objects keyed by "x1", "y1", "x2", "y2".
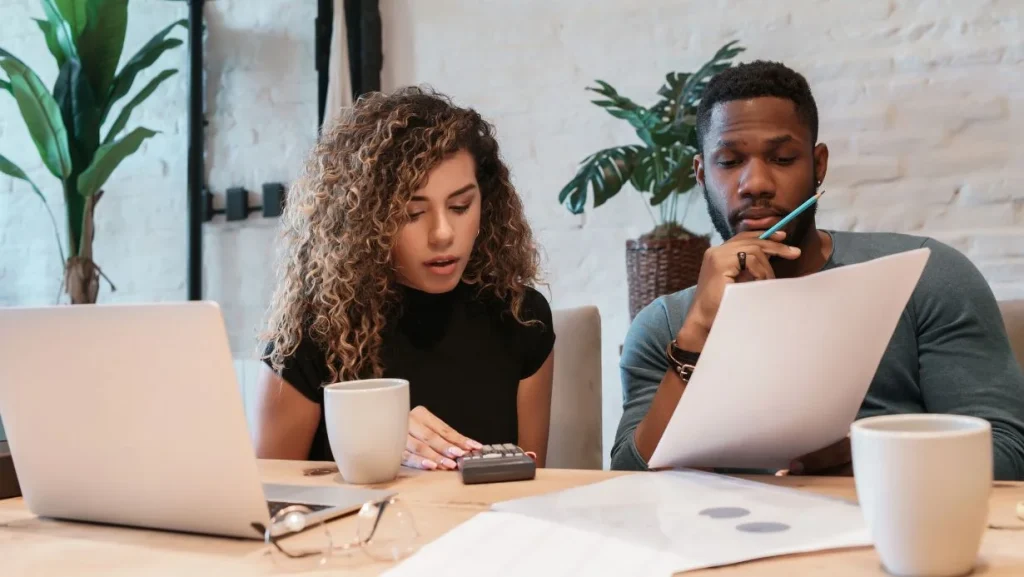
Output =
[{"x1": 267, "y1": 500, "x2": 332, "y2": 518}]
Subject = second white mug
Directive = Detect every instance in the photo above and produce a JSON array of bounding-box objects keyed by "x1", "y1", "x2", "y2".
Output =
[{"x1": 851, "y1": 413, "x2": 991, "y2": 577}]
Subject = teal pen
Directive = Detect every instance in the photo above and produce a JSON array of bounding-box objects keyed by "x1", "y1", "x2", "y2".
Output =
[{"x1": 758, "y1": 189, "x2": 826, "y2": 240}]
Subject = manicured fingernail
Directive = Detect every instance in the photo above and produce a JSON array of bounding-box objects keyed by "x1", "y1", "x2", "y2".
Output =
[
  {"x1": 422, "y1": 459, "x2": 438, "y2": 470},
  {"x1": 790, "y1": 246, "x2": 800, "y2": 252},
  {"x1": 447, "y1": 446, "x2": 465, "y2": 457},
  {"x1": 441, "y1": 458, "x2": 457, "y2": 469},
  {"x1": 467, "y1": 440, "x2": 483, "y2": 450}
]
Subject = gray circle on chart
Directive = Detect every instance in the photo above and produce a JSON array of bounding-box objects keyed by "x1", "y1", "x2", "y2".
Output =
[
  {"x1": 698, "y1": 507, "x2": 750, "y2": 519},
  {"x1": 736, "y1": 521, "x2": 791, "y2": 533}
]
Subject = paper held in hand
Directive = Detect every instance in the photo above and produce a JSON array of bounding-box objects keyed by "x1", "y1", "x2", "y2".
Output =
[{"x1": 649, "y1": 247, "x2": 931, "y2": 471}]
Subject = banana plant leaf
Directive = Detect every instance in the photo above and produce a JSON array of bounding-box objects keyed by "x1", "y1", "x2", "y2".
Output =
[
  {"x1": 33, "y1": 19, "x2": 67, "y2": 70},
  {"x1": 40, "y1": 0, "x2": 79, "y2": 64},
  {"x1": 103, "y1": 68, "x2": 177, "y2": 145},
  {"x1": 54, "y1": 57, "x2": 100, "y2": 170},
  {"x1": 51, "y1": 0, "x2": 87, "y2": 39},
  {"x1": 101, "y1": 19, "x2": 186, "y2": 124},
  {"x1": 78, "y1": 0, "x2": 128, "y2": 102},
  {"x1": 0, "y1": 50, "x2": 72, "y2": 179},
  {"x1": 78, "y1": 126, "x2": 157, "y2": 198}
]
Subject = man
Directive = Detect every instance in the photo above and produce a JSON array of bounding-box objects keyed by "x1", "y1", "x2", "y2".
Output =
[{"x1": 610, "y1": 60, "x2": 1024, "y2": 480}]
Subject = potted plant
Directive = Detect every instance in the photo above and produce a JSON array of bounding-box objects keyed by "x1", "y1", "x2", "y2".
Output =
[
  {"x1": 559, "y1": 41, "x2": 745, "y2": 320},
  {"x1": 0, "y1": 0, "x2": 186, "y2": 304}
]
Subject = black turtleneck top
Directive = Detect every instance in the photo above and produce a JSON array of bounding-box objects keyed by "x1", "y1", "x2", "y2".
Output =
[{"x1": 267, "y1": 282, "x2": 555, "y2": 462}]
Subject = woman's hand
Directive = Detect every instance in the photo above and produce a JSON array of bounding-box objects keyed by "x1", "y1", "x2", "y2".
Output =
[{"x1": 402, "y1": 406, "x2": 483, "y2": 470}]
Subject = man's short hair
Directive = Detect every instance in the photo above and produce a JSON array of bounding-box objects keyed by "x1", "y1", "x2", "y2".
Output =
[{"x1": 695, "y1": 60, "x2": 819, "y2": 151}]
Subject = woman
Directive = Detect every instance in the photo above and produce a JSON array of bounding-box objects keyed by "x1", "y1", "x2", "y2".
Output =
[{"x1": 255, "y1": 86, "x2": 555, "y2": 470}]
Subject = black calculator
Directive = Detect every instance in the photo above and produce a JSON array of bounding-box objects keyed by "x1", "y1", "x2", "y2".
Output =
[{"x1": 456, "y1": 443, "x2": 536, "y2": 485}]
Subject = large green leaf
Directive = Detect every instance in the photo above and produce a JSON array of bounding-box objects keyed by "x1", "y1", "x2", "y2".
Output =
[
  {"x1": 103, "y1": 68, "x2": 177, "y2": 145},
  {"x1": 629, "y1": 149, "x2": 658, "y2": 193},
  {"x1": 558, "y1": 145, "x2": 644, "y2": 214},
  {"x1": 0, "y1": 152, "x2": 66, "y2": 264},
  {"x1": 54, "y1": 58, "x2": 100, "y2": 171},
  {"x1": 33, "y1": 19, "x2": 67, "y2": 70},
  {"x1": 0, "y1": 78, "x2": 9, "y2": 93},
  {"x1": 78, "y1": 0, "x2": 128, "y2": 102},
  {"x1": 0, "y1": 51, "x2": 72, "y2": 179},
  {"x1": 102, "y1": 19, "x2": 186, "y2": 122},
  {"x1": 679, "y1": 41, "x2": 746, "y2": 110},
  {"x1": 587, "y1": 80, "x2": 661, "y2": 147},
  {"x1": 40, "y1": 0, "x2": 79, "y2": 64},
  {"x1": 77, "y1": 126, "x2": 157, "y2": 197},
  {"x1": 650, "y1": 143, "x2": 698, "y2": 206},
  {"x1": 651, "y1": 72, "x2": 689, "y2": 123},
  {"x1": 51, "y1": 0, "x2": 87, "y2": 38}
]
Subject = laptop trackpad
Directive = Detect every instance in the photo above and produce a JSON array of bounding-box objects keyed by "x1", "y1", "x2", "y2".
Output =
[{"x1": 263, "y1": 483, "x2": 394, "y2": 508}]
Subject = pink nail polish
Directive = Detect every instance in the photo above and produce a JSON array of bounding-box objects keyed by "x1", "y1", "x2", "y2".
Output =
[
  {"x1": 448, "y1": 446, "x2": 465, "y2": 457},
  {"x1": 442, "y1": 458, "x2": 457, "y2": 469},
  {"x1": 468, "y1": 440, "x2": 483, "y2": 450},
  {"x1": 422, "y1": 459, "x2": 438, "y2": 470}
]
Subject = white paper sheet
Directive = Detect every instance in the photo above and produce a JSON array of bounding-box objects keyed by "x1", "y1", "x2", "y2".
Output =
[
  {"x1": 383, "y1": 471, "x2": 871, "y2": 576},
  {"x1": 380, "y1": 510, "x2": 688, "y2": 577},
  {"x1": 649, "y1": 247, "x2": 930, "y2": 470}
]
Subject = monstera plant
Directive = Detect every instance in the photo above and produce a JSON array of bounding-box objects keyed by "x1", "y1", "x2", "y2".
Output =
[
  {"x1": 0, "y1": 0, "x2": 185, "y2": 304},
  {"x1": 559, "y1": 41, "x2": 745, "y2": 319}
]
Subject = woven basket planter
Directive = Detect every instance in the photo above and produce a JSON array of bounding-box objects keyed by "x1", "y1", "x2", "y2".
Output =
[{"x1": 625, "y1": 234, "x2": 711, "y2": 321}]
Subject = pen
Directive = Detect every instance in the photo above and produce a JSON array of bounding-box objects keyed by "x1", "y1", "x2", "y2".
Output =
[{"x1": 758, "y1": 189, "x2": 826, "y2": 240}]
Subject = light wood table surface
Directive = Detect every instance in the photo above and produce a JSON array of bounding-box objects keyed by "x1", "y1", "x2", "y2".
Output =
[{"x1": 1, "y1": 460, "x2": 1022, "y2": 576}]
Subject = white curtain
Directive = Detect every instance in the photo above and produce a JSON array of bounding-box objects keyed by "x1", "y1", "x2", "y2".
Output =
[{"x1": 324, "y1": 0, "x2": 353, "y2": 128}]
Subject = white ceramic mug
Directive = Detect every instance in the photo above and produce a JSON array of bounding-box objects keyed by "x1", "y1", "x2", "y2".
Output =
[
  {"x1": 850, "y1": 414, "x2": 992, "y2": 577},
  {"x1": 323, "y1": 378, "x2": 409, "y2": 485}
]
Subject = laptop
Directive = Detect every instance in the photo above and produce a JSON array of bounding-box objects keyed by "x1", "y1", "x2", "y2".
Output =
[{"x1": 0, "y1": 301, "x2": 393, "y2": 539}]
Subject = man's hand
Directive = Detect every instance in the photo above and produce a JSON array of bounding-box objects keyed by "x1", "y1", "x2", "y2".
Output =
[
  {"x1": 783, "y1": 436, "x2": 852, "y2": 476},
  {"x1": 402, "y1": 406, "x2": 483, "y2": 471},
  {"x1": 676, "y1": 231, "x2": 802, "y2": 350}
]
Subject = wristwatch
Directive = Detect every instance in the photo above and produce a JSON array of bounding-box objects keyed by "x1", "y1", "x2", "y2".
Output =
[{"x1": 666, "y1": 340, "x2": 700, "y2": 383}]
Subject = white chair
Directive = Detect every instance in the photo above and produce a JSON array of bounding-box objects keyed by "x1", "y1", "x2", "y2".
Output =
[{"x1": 545, "y1": 306, "x2": 603, "y2": 470}]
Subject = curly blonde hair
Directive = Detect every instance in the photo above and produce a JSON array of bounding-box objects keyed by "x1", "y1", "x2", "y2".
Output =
[{"x1": 261, "y1": 86, "x2": 542, "y2": 384}]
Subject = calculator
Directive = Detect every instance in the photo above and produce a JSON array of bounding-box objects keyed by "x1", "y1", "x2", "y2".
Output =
[{"x1": 456, "y1": 443, "x2": 536, "y2": 485}]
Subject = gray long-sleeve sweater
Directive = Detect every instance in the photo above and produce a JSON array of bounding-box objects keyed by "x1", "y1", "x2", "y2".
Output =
[{"x1": 611, "y1": 230, "x2": 1024, "y2": 481}]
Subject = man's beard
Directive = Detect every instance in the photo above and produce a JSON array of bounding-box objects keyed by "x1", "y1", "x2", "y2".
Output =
[{"x1": 703, "y1": 180, "x2": 817, "y2": 248}]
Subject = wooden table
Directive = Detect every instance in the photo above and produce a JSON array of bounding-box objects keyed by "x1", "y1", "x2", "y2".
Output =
[{"x1": 2, "y1": 460, "x2": 1023, "y2": 576}]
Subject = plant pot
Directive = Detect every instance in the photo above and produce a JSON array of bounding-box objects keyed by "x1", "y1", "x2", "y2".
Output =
[{"x1": 625, "y1": 234, "x2": 711, "y2": 321}]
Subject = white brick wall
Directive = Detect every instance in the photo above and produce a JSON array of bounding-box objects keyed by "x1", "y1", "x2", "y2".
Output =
[{"x1": 2, "y1": 0, "x2": 1023, "y2": 466}]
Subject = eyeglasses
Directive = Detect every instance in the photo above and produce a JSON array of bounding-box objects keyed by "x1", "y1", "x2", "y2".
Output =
[{"x1": 256, "y1": 497, "x2": 419, "y2": 570}]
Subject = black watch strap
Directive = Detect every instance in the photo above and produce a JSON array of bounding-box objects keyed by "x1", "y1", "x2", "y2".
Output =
[{"x1": 666, "y1": 340, "x2": 700, "y2": 383}]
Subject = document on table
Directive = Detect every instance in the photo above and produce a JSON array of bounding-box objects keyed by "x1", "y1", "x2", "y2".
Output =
[
  {"x1": 649, "y1": 247, "x2": 930, "y2": 471},
  {"x1": 382, "y1": 471, "x2": 872, "y2": 577}
]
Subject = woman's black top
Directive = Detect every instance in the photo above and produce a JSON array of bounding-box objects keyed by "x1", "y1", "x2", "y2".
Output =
[{"x1": 268, "y1": 282, "x2": 555, "y2": 461}]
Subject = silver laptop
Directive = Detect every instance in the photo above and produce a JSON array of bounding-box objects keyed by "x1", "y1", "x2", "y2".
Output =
[{"x1": 0, "y1": 301, "x2": 392, "y2": 539}]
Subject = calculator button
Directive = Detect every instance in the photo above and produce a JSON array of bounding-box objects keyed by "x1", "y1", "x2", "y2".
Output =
[
  {"x1": 482, "y1": 453, "x2": 501, "y2": 459},
  {"x1": 481, "y1": 445, "x2": 495, "y2": 453},
  {"x1": 502, "y1": 443, "x2": 518, "y2": 452}
]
